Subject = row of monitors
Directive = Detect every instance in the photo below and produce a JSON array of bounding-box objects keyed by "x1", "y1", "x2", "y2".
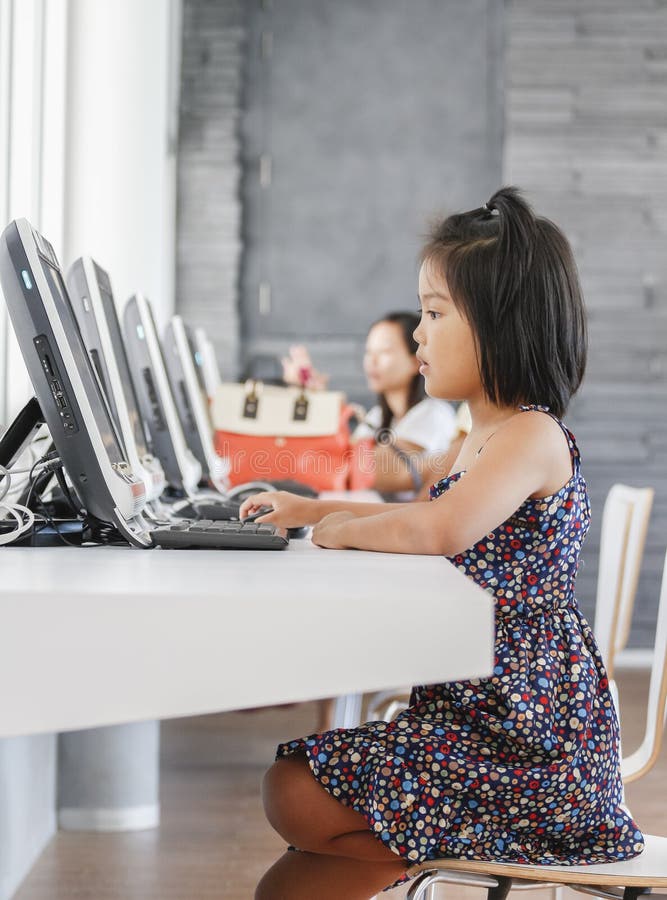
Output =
[{"x1": 0, "y1": 218, "x2": 226, "y2": 547}]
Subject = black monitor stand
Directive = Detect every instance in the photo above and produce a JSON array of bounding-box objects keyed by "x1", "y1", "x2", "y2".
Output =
[{"x1": 0, "y1": 396, "x2": 44, "y2": 469}]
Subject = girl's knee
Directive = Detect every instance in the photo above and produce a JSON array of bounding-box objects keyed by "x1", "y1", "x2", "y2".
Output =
[
  {"x1": 262, "y1": 753, "x2": 311, "y2": 839},
  {"x1": 262, "y1": 752, "x2": 372, "y2": 854}
]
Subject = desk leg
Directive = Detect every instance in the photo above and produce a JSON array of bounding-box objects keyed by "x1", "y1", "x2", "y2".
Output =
[
  {"x1": 58, "y1": 721, "x2": 159, "y2": 831},
  {"x1": 331, "y1": 693, "x2": 363, "y2": 729}
]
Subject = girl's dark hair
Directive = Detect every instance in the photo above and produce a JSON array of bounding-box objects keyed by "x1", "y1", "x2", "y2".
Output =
[
  {"x1": 420, "y1": 186, "x2": 587, "y2": 418},
  {"x1": 372, "y1": 311, "x2": 426, "y2": 432}
]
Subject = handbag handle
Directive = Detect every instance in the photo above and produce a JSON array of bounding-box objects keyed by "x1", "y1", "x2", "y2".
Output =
[
  {"x1": 242, "y1": 380, "x2": 262, "y2": 420},
  {"x1": 242, "y1": 378, "x2": 310, "y2": 424}
]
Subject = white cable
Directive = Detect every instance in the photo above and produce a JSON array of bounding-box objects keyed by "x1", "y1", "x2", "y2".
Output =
[
  {"x1": 0, "y1": 454, "x2": 60, "y2": 544},
  {"x1": 0, "y1": 461, "x2": 53, "y2": 503},
  {"x1": 0, "y1": 501, "x2": 35, "y2": 545}
]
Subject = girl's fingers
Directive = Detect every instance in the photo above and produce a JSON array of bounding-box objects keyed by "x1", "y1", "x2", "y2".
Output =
[{"x1": 239, "y1": 493, "x2": 272, "y2": 518}]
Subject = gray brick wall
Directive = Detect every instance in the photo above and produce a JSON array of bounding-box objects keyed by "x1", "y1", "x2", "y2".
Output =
[
  {"x1": 176, "y1": 0, "x2": 246, "y2": 380},
  {"x1": 238, "y1": 0, "x2": 504, "y2": 404},
  {"x1": 506, "y1": 0, "x2": 667, "y2": 647}
]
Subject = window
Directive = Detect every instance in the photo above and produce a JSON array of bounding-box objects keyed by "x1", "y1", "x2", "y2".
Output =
[{"x1": 0, "y1": 0, "x2": 67, "y2": 430}]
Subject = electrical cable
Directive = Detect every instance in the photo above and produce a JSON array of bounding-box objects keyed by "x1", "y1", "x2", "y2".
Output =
[
  {"x1": 32, "y1": 490, "x2": 81, "y2": 547},
  {"x1": 53, "y1": 466, "x2": 83, "y2": 516},
  {"x1": 0, "y1": 452, "x2": 65, "y2": 546}
]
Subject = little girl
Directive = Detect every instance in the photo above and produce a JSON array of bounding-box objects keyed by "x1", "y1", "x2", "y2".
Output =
[{"x1": 241, "y1": 187, "x2": 645, "y2": 900}]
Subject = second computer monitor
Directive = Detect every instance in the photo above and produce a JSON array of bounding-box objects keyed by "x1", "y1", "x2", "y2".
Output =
[{"x1": 67, "y1": 257, "x2": 167, "y2": 503}]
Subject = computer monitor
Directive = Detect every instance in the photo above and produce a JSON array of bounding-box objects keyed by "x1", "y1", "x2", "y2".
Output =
[
  {"x1": 66, "y1": 257, "x2": 166, "y2": 503},
  {"x1": 122, "y1": 293, "x2": 202, "y2": 495},
  {"x1": 193, "y1": 328, "x2": 221, "y2": 401},
  {"x1": 0, "y1": 218, "x2": 151, "y2": 546},
  {"x1": 162, "y1": 316, "x2": 229, "y2": 494}
]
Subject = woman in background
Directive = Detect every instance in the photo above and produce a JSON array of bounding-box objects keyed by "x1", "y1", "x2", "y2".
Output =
[{"x1": 283, "y1": 311, "x2": 462, "y2": 498}]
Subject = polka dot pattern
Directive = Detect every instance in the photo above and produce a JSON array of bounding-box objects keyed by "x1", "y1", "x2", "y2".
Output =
[{"x1": 277, "y1": 406, "x2": 644, "y2": 884}]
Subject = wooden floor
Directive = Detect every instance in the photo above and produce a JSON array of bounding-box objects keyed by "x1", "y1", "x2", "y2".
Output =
[{"x1": 14, "y1": 670, "x2": 665, "y2": 900}]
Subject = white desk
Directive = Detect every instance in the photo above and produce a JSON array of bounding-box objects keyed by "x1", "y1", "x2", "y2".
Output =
[{"x1": 0, "y1": 540, "x2": 494, "y2": 738}]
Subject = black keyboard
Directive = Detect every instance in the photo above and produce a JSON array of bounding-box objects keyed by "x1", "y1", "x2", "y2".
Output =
[{"x1": 152, "y1": 519, "x2": 289, "y2": 550}]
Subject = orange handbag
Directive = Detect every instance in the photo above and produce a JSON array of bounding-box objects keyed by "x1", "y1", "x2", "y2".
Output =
[{"x1": 212, "y1": 381, "x2": 358, "y2": 491}]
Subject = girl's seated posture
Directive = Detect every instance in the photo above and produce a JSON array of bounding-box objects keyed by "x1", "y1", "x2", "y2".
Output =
[{"x1": 241, "y1": 187, "x2": 645, "y2": 900}]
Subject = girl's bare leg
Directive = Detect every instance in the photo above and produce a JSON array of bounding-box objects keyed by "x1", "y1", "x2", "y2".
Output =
[
  {"x1": 256, "y1": 752, "x2": 408, "y2": 899},
  {"x1": 255, "y1": 849, "x2": 408, "y2": 900}
]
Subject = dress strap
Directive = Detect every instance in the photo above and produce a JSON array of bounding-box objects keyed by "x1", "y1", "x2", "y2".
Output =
[{"x1": 518, "y1": 404, "x2": 581, "y2": 472}]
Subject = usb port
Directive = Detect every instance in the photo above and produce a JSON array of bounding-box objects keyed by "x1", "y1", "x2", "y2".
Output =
[
  {"x1": 56, "y1": 396, "x2": 66, "y2": 409},
  {"x1": 52, "y1": 379, "x2": 61, "y2": 392}
]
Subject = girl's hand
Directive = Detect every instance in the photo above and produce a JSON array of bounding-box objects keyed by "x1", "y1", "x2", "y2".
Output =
[
  {"x1": 311, "y1": 511, "x2": 355, "y2": 549},
  {"x1": 238, "y1": 491, "x2": 314, "y2": 528}
]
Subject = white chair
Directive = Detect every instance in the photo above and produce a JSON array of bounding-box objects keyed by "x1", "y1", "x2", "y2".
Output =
[
  {"x1": 405, "y1": 546, "x2": 667, "y2": 900},
  {"x1": 406, "y1": 838, "x2": 667, "y2": 900},
  {"x1": 593, "y1": 485, "x2": 654, "y2": 681},
  {"x1": 621, "y1": 544, "x2": 667, "y2": 784}
]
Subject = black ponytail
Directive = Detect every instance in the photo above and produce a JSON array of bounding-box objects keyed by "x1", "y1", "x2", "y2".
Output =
[{"x1": 420, "y1": 186, "x2": 587, "y2": 418}]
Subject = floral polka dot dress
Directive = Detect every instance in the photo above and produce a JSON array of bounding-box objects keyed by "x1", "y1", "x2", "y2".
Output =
[{"x1": 276, "y1": 406, "x2": 645, "y2": 881}]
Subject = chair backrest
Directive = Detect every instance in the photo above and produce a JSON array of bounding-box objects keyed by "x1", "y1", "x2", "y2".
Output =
[
  {"x1": 593, "y1": 484, "x2": 654, "y2": 679},
  {"x1": 621, "y1": 546, "x2": 667, "y2": 784}
]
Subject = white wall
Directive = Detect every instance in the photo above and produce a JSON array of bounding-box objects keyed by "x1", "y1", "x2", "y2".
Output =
[{"x1": 64, "y1": 0, "x2": 181, "y2": 334}]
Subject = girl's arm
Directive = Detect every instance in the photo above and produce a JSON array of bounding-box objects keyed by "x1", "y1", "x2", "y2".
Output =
[
  {"x1": 238, "y1": 490, "x2": 409, "y2": 528},
  {"x1": 312, "y1": 411, "x2": 574, "y2": 555}
]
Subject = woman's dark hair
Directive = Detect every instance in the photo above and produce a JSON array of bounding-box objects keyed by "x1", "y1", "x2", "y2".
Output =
[
  {"x1": 371, "y1": 311, "x2": 426, "y2": 432},
  {"x1": 420, "y1": 186, "x2": 587, "y2": 418}
]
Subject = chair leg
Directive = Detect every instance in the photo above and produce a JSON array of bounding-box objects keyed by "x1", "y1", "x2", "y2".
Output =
[
  {"x1": 406, "y1": 872, "x2": 437, "y2": 900},
  {"x1": 487, "y1": 877, "x2": 513, "y2": 900},
  {"x1": 407, "y1": 874, "x2": 513, "y2": 900},
  {"x1": 623, "y1": 890, "x2": 653, "y2": 900}
]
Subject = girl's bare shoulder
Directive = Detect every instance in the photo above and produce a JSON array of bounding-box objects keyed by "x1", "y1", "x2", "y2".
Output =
[{"x1": 495, "y1": 409, "x2": 573, "y2": 494}]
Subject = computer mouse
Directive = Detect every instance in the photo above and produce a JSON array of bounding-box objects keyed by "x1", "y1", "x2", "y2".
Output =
[{"x1": 241, "y1": 506, "x2": 274, "y2": 523}]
